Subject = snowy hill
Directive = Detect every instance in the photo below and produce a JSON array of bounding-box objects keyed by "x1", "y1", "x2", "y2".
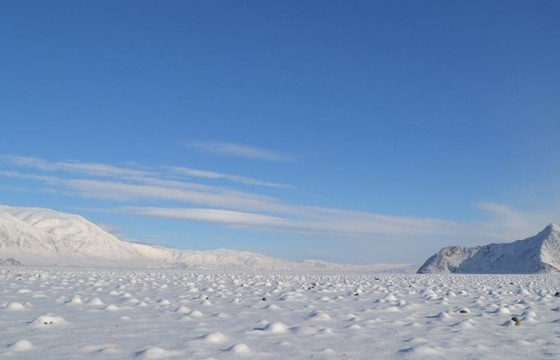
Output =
[
  {"x1": 417, "y1": 224, "x2": 560, "y2": 274},
  {"x1": 0, "y1": 205, "x2": 413, "y2": 272},
  {"x1": 0, "y1": 206, "x2": 144, "y2": 262}
]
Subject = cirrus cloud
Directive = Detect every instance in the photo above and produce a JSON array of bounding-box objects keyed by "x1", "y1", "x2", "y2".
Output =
[{"x1": 188, "y1": 141, "x2": 296, "y2": 162}]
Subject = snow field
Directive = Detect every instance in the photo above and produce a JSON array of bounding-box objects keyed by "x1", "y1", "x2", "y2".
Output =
[{"x1": 2, "y1": 268, "x2": 560, "y2": 359}]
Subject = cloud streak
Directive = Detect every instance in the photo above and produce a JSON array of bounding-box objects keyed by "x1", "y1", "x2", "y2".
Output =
[
  {"x1": 1, "y1": 155, "x2": 287, "y2": 189},
  {"x1": 473, "y1": 201, "x2": 560, "y2": 241},
  {"x1": 188, "y1": 141, "x2": 295, "y2": 162},
  {"x1": 120, "y1": 205, "x2": 463, "y2": 240},
  {"x1": 1, "y1": 155, "x2": 153, "y2": 179},
  {"x1": 168, "y1": 166, "x2": 290, "y2": 188},
  {"x1": 123, "y1": 207, "x2": 289, "y2": 227},
  {"x1": 0, "y1": 155, "x2": 462, "y2": 242},
  {"x1": 65, "y1": 178, "x2": 290, "y2": 213}
]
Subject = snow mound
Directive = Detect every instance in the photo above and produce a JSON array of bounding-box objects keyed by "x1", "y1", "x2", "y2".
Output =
[
  {"x1": 5, "y1": 301, "x2": 26, "y2": 311},
  {"x1": 86, "y1": 297, "x2": 104, "y2": 306},
  {"x1": 226, "y1": 343, "x2": 251, "y2": 354},
  {"x1": 8, "y1": 339, "x2": 35, "y2": 352},
  {"x1": 67, "y1": 294, "x2": 83, "y2": 305},
  {"x1": 174, "y1": 305, "x2": 191, "y2": 314},
  {"x1": 199, "y1": 331, "x2": 228, "y2": 344},
  {"x1": 135, "y1": 346, "x2": 180, "y2": 359},
  {"x1": 261, "y1": 321, "x2": 290, "y2": 334},
  {"x1": 307, "y1": 310, "x2": 331, "y2": 320},
  {"x1": 30, "y1": 314, "x2": 67, "y2": 328}
]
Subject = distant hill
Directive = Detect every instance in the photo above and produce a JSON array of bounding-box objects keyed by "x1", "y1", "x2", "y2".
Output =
[
  {"x1": 0, "y1": 205, "x2": 144, "y2": 260},
  {"x1": 0, "y1": 205, "x2": 414, "y2": 272},
  {"x1": 417, "y1": 224, "x2": 560, "y2": 274}
]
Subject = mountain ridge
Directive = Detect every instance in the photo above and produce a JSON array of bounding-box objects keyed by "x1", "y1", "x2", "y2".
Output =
[{"x1": 417, "y1": 224, "x2": 560, "y2": 274}]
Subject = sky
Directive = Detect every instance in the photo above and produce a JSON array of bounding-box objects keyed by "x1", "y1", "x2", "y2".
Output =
[{"x1": 1, "y1": 0, "x2": 560, "y2": 264}]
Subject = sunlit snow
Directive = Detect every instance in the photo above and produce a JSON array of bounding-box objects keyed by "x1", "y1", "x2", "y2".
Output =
[{"x1": 2, "y1": 267, "x2": 560, "y2": 359}]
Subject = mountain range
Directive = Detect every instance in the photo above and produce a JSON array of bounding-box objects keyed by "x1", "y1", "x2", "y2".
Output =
[
  {"x1": 0, "y1": 205, "x2": 414, "y2": 272},
  {"x1": 418, "y1": 224, "x2": 560, "y2": 273}
]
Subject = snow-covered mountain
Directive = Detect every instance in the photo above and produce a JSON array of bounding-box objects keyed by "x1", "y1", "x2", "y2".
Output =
[
  {"x1": 417, "y1": 224, "x2": 560, "y2": 274},
  {"x1": 0, "y1": 206, "x2": 144, "y2": 261},
  {"x1": 0, "y1": 205, "x2": 413, "y2": 272}
]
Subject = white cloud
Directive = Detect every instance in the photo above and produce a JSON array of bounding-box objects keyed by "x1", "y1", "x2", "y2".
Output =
[
  {"x1": 119, "y1": 205, "x2": 462, "y2": 241},
  {"x1": 0, "y1": 157, "x2": 463, "y2": 242},
  {"x1": 1, "y1": 154, "x2": 288, "y2": 189},
  {"x1": 0, "y1": 170, "x2": 61, "y2": 183},
  {"x1": 65, "y1": 179, "x2": 289, "y2": 212},
  {"x1": 1, "y1": 155, "x2": 152, "y2": 179},
  {"x1": 0, "y1": 157, "x2": 295, "y2": 213},
  {"x1": 123, "y1": 207, "x2": 289, "y2": 227},
  {"x1": 188, "y1": 141, "x2": 295, "y2": 162},
  {"x1": 473, "y1": 201, "x2": 560, "y2": 241},
  {"x1": 168, "y1": 166, "x2": 291, "y2": 188},
  {"x1": 297, "y1": 208, "x2": 462, "y2": 238},
  {"x1": 62, "y1": 177, "x2": 460, "y2": 241}
]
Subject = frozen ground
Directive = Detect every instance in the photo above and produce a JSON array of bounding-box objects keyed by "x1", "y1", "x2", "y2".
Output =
[{"x1": 1, "y1": 267, "x2": 560, "y2": 359}]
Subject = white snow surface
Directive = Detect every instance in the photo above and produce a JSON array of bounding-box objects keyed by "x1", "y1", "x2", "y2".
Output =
[
  {"x1": 0, "y1": 205, "x2": 414, "y2": 272},
  {"x1": 418, "y1": 224, "x2": 560, "y2": 274},
  {"x1": 2, "y1": 267, "x2": 560, "y2": 359}
]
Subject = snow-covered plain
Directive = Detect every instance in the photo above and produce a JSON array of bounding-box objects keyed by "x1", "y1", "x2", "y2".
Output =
[{"x1": 2, "y1": 267, "x2": 560, "y2": 359}]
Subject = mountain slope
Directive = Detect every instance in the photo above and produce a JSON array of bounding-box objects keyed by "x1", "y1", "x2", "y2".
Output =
[
  {"x1": 0, "y1": 205, "x2": 413, "y2": 272},
  {"x1": 417, "y1": 224, "x2": 560, "y2": 274},
  {"x1": 0, "y1": 206, "x2": 143, "y2": 259}
]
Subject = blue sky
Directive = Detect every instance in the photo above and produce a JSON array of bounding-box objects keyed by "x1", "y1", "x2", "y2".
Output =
[{"x1": 1, "y1": 1, "x2": 559, "y2": 264}]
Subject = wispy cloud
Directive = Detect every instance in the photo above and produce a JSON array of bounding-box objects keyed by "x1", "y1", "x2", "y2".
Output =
[
  {"x1": 188, "y1": 141, "x2": 295, "y2": 162},
  {"x1": 123, "y1": 207, "x2": 289, "y2": 227},
  {"x1": 1, "y1": 155, "x2": 153, "y2": 179},
  {"x1": 168, "y1": 166, "x2": 290, "y2": 189},
  {"x1": 0, "y1": 160, "x2": 293, "y2": 214},
  {"x1": 65, "y1": 178, "x2": 289, "y2": 212},
  {"x1": 1, "y1": 155, "x2": 287, "y2": 189},
  {"x1": 58, "y1": 177, "x2": 458, "y2": 241},
  {"x1": 0, "y1": 155, "x2": 461, "y2": 242},
  {"x1": 473, "y1": 201, "x2": 560, "y2": 241},
  {"x1": 0, "y1": 170, "x2": 62, "y2": 183},
  {"x1": 119, "y1": 205, "x2": 462, "y2": 241}
]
